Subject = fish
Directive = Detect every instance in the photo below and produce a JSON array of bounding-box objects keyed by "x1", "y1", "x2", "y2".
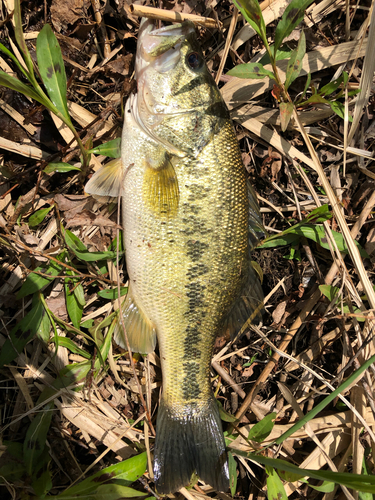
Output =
[{"x1": 85, "y1": 18, "x2": 264, "y2": 494}]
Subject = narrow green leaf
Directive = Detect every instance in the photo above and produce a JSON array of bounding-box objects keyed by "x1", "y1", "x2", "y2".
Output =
[
  {"x1": 17, "y1": 259, "x2": 62, "y2": 298},
  {"x1": 232, "y1": 450, "x2": 375, "y2": 494},
  {"x1": 80, "y1": 319, "x2": 94, "y2": 329},
  {"x1": 228, "y1": 452, "x2": 237, "y2": 497},
  {"x1": 0, "y1": 70, "x2": 47, "y2": 105},
  {"x1": 63, "y1": 228, "x2": 87, "y2": 252},
  {"x1": 227, "y1": 62, "x2": 274, "y2": 80},
  {"x1": 51, "y1": 337, "x2": 91, "y2": 359},
  {"x1": 303, "y1": 480, "x2": 335, "y2": 493},
  {"x1": 24, "y1": 404, "x2": 53, "y2": 476},
  {"x1": 319, "y1": 72, "x2": 346, "y2": 97},
  {"x1": 38, "y1": 300, "x2": 51, "y2": 342},
  {"x1": 36, "y1": 24, "x2": 71, "y2": 124},
  {"x1": 217, "y1": 401, "x2": 237, "y2": 422},
  {"x1": 274, "y1": 0, "x2": 315, "y2": 53},
  {"x1": 97, "y1": 287, "x2": 128, "y2": 300},
  {"x1": 57, "y1": 453, "x2": 147, "y2": 498},
  {"x1": 0, "y1": 294, "x2": 47, "y2": 367},
  {"x1": 74, "y1": 249, "x2": 118, "y2": 262},
  {"x1": 279, "y1": 102, "x2": 294, "y2": 132},
  {"x1": 248, "y1": 412, "x2": 276, "y2": 443},
  {"x1": 299, "y1": 73, "x2": 312, "y2": 102},
  {"x1": 44, "y1": 162, "x2": 81, "y2": 174},
  {"x1": 14, "y1": 0, "x2": 35, "y2": 77},
  {"x1": 0, "y1": 42, "x2": 29, "y2": 79},
  {"x1": 65, "y1": 272, "x2": 84, "y2": 329},
  {"x1": 28, "y1": 206, "x2": 53, "y2": 227},
  {"x1": 266, "y1": 466, "x2": 288, "y2": 500},
  {"x1": 88, "y1": 138, "x2": 121, "y2": 158},
  {"x1": 284, "y1": 31, "x2": 306, "y2": 90}
]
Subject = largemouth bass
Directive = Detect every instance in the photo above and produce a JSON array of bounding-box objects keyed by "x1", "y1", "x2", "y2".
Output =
[{"x1": 85, "y1": 18, "x2": 264, "y2": 494}]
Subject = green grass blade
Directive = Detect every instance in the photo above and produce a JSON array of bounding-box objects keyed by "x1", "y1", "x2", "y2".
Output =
[
  {"x1": 36, "y1": 24, "x2": 71, "y2": 124},
  {"x1": 0, "y1": 70, "x2": 48, "y2": 105},
  {"x1": 23, "y1": 403, "x2": 54, "y2": 476},
  {"x1": 274, "y1": 353, "x2": 375, "y2": 444},
  {"x1": 227, "y1": 62, "x2": 274, "y2": 80},
  {"x1": 284, "y1": 31, "x2": 306, "y2": 90},
  {"x1": 88, "y1": 138, "x2": 122, "y2": 158},
  {"x1": 13, "y1": 0, "x2": 35, "y2": 77}
]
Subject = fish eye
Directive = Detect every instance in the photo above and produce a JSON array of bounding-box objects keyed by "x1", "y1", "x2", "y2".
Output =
[{"x1": 186, "y1": 52, "x2": 203, "y2": 70}]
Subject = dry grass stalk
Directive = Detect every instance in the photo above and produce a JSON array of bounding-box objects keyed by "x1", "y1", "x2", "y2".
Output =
[{"x1": 129, "y1": 5, "x2": 222, "y2": 29}]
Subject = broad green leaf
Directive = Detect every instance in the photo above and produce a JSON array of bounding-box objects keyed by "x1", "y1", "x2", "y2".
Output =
[
  {"x1": 319, "y1": 285, "x2": 365, "y2": 321},
  {"x1": 0, "y1": 70, "x2": 47, "y2": 104},
  {"x1": 233, "y1": 0, "x2": 266, "y2": 39},
  {"x1": 228, "y1": 452, "x2": 237, "y2": 497},
  {"x1": 279, "y1": 102, "x2": 294, "y2": 132},
  {"x1": 319, "y1": 284, "x2": 340, "y2": 303},
  {"x1": 24, "y1": 403, "x2": 54, "y2": 475},
  {"x1": 80, "y1": 319, "x2": 94, "y2": 328},
  {"x1": 0, "y1": 294, "x2": 48, "y2": 367},
  {"x1": 65, "y1": 271, "x2": 84, "y2": 329},
  {"x1": 274, "y1": 0, "x2": 315, "y2": 53},
  {"x1": 303, "y1": 480, "x2": 335, "y2": 493},
  {"x1": 284, "y1": 31, "x2": 306, "y2": 90},
  {"x1": 17, "y1": 259, "x2": 62, "y2": 298},
  {"x1": 44, "y1": 162, "x2": 81, "y2": 174},
  {"x1": 227, "y1": 62, "x2": 274, "y2": 80},
  {"x1": 57, "y1": 452, "x2": 147, "y2": 498},
  {"x1": 28, "y1": 206, "x2": 53, "y2": 227},
  {"x1": 32, "y1": 466, "x2": 52, "y2": 497},
  {"x1": 97, "y1": 287, "x2": 128, "y2": 300},
  {"x1": 36, "y1": 24, "x2": 71, "y2": 124},
  {"x1": 330, "y1": 100, "x2": 352, "y2": 121},
  {"x1": 259, "y1": 233, "x2": 299, "y2": 248},
  {"x1": 248, "y1": 412, "x2": 276, "y2": 443},
  {"x1": 88, "y1": 138, "x2": 121, "y2": 158},
  {"x1": 266, "y1": 466, "x2": 288, "y2": 500}
]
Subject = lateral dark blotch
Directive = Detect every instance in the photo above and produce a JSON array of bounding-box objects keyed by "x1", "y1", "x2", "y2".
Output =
[{"x1": 186, "y1": 240, "x2": 209, "y2": 261}]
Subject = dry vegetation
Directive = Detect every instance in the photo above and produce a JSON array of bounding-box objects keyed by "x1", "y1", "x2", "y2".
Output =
[{"x1": 1, "y1": 0, "x2": 375, "y2": 499}]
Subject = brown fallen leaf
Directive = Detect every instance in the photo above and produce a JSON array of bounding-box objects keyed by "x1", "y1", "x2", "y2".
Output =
[{"x1": 51, "y1": 0, "x2": 91, "y2": 32}]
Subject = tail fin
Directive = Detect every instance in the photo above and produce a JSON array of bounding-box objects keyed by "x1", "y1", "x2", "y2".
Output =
[{"x1": 153, "y1": 398, "x2": 229, "y2": 494}]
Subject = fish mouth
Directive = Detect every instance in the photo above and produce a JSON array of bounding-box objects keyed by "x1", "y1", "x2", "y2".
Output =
[{"x1": 138, "y1": 19, "x2": 195, "y2": 57}]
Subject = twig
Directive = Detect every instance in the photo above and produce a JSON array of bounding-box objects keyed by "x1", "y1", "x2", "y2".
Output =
[
  {"x1": 129, "y1": 5, "x2": 222, "y2": 29},
  {"x1": 215, "y1": 7, "x2": 238, "y2": 84}
]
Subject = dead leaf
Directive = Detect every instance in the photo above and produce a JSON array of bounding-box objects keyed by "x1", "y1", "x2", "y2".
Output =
[
  {"x1": 272, "y1": 300, "x2": 287, "y2": 324},
  {"x1": 51, "y1": 0, "x2": 91, "y2": 32}
]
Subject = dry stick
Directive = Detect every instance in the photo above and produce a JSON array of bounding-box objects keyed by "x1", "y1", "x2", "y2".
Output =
[
  {"x1": 129, "y1": 5, "x2": 222, "y2": 29},
  {"x1": 235, "y1": 187, "x2": 375, "y2": 422},
  {"x1": 212, "y1": 360, "x2": 246, "y2": 399},
  {"x1": 91, "y1": 0, "x2": 111, "y2": 59},
  {"x1": 115, "y1": 198, "x2": 156, "y2": 436},
  {"x1": 215, "y1": 7, "x2": 238, "y2": 84}
]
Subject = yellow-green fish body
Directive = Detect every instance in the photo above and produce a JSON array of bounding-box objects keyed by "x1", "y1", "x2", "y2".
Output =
[{"x1": 85, "y1": 19, "x2": 264, "y2": 494}]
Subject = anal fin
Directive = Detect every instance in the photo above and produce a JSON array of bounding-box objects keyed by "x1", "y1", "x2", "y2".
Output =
[{"x1": 113, "y1": 286, "x2": 156, "y2": 354}]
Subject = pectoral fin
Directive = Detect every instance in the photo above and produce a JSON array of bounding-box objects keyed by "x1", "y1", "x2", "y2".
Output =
[
  {"x1": 142, "y1": 152, "x2": 179, "y2": 217},
  {"x1": 114, "y1": 286, "x2": 157, "y2": 354},
  {"x1": 85, "y1": 158, "x2": 124, "y2": 201}
]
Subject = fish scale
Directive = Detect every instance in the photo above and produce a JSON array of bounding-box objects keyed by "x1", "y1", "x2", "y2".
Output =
[{"x1": 85, "y1": 18, "x2": 264, "y2": 494}]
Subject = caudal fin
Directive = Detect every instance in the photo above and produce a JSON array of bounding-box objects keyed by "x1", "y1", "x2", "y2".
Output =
[{"x1": 153, "y1": 398, "x2": 229, "y2": 494}]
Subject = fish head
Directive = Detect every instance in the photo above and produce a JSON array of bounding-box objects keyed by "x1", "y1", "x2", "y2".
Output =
[{"x1": 133, "y1": 19, "x2": 228, "y2": 156}]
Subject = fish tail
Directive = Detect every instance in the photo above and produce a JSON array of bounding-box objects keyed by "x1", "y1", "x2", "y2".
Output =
[{"x1": 153, "y1": 398, "x2": 229, "y2": 494}]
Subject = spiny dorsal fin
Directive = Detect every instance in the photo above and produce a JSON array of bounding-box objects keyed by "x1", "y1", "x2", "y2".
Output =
[
  {"x1": 85, "y1": 158, "x2": 124, "y2": 202},
  {"x1": 142, "y1": 153, "x2": 179, "y2": 217},
  {"x1": 113, "y1": 285, "x2": 157, "y2": 354}
]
